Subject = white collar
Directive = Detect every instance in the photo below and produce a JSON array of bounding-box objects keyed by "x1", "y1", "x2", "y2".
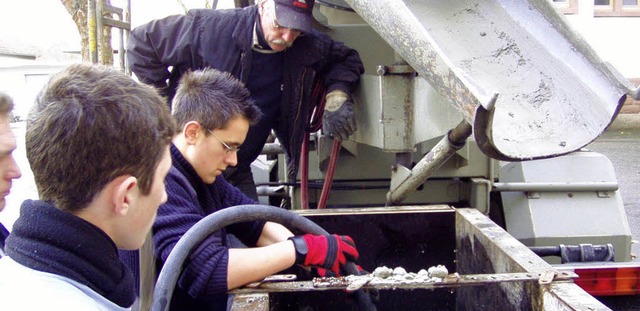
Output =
[{"x1": 252, "y1": 20, "x2": 279, "y2": 54}]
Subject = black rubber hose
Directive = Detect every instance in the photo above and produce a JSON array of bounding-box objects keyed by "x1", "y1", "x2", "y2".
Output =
[{"x1": 151, "y1": 204, "x2": 376, "y2": 311}]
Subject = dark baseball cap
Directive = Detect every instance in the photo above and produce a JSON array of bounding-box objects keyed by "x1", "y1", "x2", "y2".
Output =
[{"x1": 273, "y1": 0, "x2": 316, "y2": 33}]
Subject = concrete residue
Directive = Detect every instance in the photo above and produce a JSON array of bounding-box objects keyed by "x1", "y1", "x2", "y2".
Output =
[
  {"x1": 493, "y1": 32, "x2": 527, "y2": 66},
  {"x1": 427, "y1": 265, "x2": 449, "y2": 278},
  {"x1": 528, "y1": 79, "x2": 552, "y2": 107},
  {"x1": 392, "y1": 266, "x2": 407, "y2": 276},
  {"x1": 366, "y1": 265, "x2": 452, "y2": 284},
  {"x1": 314, "y1": 264, "x2": 456, "y2": 289},
  {"x1": 372, "y1": 266, "x2": 393, "y2": 278}
]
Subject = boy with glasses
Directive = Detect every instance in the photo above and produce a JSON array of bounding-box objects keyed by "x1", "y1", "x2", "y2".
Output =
[{"x1": 121, "y1": 68, "x2": 361, "y2": 310}]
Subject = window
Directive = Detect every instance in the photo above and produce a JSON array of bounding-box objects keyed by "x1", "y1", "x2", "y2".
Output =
[
  {"x1": 595, "y1": 0, "x2": 640, "y2": 16},
  {"x1": 552, "y1": 0, "x2": 579, "y2": 14}
]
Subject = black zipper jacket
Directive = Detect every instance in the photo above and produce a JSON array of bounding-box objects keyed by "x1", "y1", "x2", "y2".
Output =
[{"x1": 127, "y1": 5, "x2": 364, "y2": 180}]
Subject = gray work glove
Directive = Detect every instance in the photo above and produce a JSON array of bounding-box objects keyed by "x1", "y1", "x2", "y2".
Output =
[{"x1": 322, "y1": 90, "x2": 357, "y2": 141}]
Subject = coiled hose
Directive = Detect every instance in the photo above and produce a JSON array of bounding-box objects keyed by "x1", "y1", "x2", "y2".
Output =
[
  {"x1": 151, "y1": 204, "x2": 376, "y2": 311},
  {"x1": 301, "y1": 80, "x2": 341, "y2": 209}
]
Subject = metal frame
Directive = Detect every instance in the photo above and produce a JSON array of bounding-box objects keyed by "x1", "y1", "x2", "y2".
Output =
[
  {"x1": 228, "y1": 207, "x2": 610, "y2": 310},
  {"x1": 87, "y1": 0, "x2": 131, "y2": 71}
]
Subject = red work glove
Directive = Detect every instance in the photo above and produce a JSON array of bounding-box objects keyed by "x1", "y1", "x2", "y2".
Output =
[{"x1": 289, "y1": 234, "x2": 359, "y2": 277}]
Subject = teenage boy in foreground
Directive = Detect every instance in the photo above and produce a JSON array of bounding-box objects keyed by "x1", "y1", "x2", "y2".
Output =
[{"x1": 0, "y1": 64, "x2": 176, "y2": 310}]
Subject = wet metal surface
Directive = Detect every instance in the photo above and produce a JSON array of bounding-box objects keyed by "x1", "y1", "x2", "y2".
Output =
[
  {"x1": 344, "y1": 0, "x2": 632, "y2": 161},
  {"x1": 230, "y1": 293, "x2": 269, "y2": 311},
  {"x1": 230, "y1": 271, "x2": 577, "y2": 294}
]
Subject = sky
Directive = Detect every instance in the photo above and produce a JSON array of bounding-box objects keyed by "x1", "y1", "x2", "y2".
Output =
[
  {"x1": 0, "y1": 0, "x2": 236, "y2": 50},
  {"x1": 0, "y1": 0, "x2": 79, "y2": 48}
]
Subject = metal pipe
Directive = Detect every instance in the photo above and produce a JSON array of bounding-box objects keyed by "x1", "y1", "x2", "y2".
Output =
[
  {"x1": 492, "y1": 182, "x2": 618, "y2": 192},
  {"x1": 96, "y1": 0, "x2": 104, "y2": 63},
  {"x1": 387, "y1": 120, "x2": 472, "y2": 205},
  {"x1": 261, "y1": 142, "x2": 284, "y2": 155},
  {"x1": 87, "y1": 0, "x2": 98, "y2": 63},
  {"x1": 632, "y1": 87, "x2": 640, "y2": 101},
  {"x1": 119, "y1": 5, "x2": 126, "y2": 72},
  {"x1": 256, "y1": 185, "x2": 285, "y2": 197},
  {"x1": 300, "y1": 134, "x2": 310, "y2": 209},
  {"x1": 529, "y1": 244, "x2": 615, "y2": 263}
]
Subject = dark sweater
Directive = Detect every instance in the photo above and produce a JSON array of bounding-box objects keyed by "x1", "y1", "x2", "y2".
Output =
[
  {"x1": 0, "y1": 222, "x2": 8, "y2": 256},
  {"x1": 5, "y1": 200, "x2": 135, "y2": 307},
  {"x1": 237, "y1": 42, "x2": 284, "y2": 170},
  {"x1": 121, "y1": 144, "x2": 266, "y2": 310}
]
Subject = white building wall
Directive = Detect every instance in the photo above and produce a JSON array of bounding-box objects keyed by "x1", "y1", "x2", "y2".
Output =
[
  {"x1": 564, "y1": 0, "x2": 640, "y2": 80},
  {"x1": 0, "y1": 62, "x2": 70, "y2": 120}
]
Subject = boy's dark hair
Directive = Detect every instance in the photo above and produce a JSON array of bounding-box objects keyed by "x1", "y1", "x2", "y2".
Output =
[
  {"x1": 171, "y1": 68, "x2": 262, "y2": 131},
  {"x1": 27, "y1": 64, "x2": 177, "y2": 212}
]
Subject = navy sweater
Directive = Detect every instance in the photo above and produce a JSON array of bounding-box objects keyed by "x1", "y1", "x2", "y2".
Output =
[
  {"x1": 121, "y1": 144, "x2": 266, "y2": 310},
  {"x1": 0, "y1": 222, "x2": 8, "y2": 256},
  {"x1": 7, "y1": 200, "x2": 135, "y2": 307}
]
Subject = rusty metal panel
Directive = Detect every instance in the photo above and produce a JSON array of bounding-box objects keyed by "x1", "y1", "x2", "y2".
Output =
[{"x1": 455, "y1": 208, "x2": 611, "y2": 310}]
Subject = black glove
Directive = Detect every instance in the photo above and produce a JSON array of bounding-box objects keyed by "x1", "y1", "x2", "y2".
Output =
[
  {"x1": 323, "y1": 90, "x2": 357, "y2": 141},
  {"x1": 289, "y1": 234, "x2": 359, "y2": 277}
]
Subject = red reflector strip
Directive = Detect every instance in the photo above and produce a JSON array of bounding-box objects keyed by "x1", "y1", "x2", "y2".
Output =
[
  {"x1": 293, "y1": 1, "x2": 308, "y2": 9},
  {"x1": 573, "y1": 266, "x2": 640, "y2": 296}
]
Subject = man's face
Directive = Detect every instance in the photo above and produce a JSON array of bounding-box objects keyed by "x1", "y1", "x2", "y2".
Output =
[
  {"x1": 189, "y1": 117, "x2": 250, "y2": 184},
  {"x1": 118, "y1": 146, "x2": 172, "y2": 250},
  {"x1": 0, "y1": 114, "x2": 21, "y2": 211},
  {"x1": 260, "y1": 0, "x2": 303, "y2": 52}
]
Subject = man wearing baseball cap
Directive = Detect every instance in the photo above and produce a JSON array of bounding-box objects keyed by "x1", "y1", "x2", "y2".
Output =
[{"x1": 127, "y1": 0, "x2": 364, "y2": 203}]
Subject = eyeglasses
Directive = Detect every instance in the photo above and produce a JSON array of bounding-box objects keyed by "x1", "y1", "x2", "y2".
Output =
[{"x1": 206, "y1": 129, "x2": 240, "y2": 155}]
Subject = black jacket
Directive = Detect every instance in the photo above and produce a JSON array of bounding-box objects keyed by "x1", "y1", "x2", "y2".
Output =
[{"x1": 127, "y1": 6, "x2": 364, "y2": 180}]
